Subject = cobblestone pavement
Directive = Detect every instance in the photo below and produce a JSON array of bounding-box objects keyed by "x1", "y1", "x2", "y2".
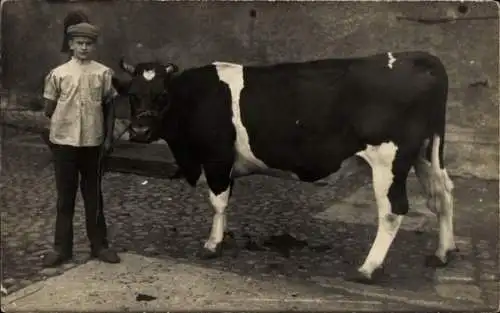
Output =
[{"x1": 1, "y1": 127, "x2": 499, "y2": 310}]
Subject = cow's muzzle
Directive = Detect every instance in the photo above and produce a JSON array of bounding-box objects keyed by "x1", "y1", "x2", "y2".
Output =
[{"x1": 129, "y1": 125, "x2": 152, "y2": 143}]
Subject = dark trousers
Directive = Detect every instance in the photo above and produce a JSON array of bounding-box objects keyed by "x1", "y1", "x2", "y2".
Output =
[{"x1": 51, "y1": 144, "x2": 108, "y2": 255}]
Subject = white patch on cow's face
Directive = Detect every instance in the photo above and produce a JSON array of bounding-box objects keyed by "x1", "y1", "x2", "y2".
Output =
[
  {"x1": 387, "y1": 52, "x2": 397, "y2": 69},
  {"x1": 356, "y1": 141, "x2": 404, "y2": 277},
  {"x1": 142, "y1": 69, "x2": 156, "y2": 81},
  {"x1": 213, "y1": 62, "x2": 269, "y2": 176}
]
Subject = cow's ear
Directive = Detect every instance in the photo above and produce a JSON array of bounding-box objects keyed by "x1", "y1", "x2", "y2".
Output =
[
  {"x1": 112, "y1": 77, "x2": 130, "y2": 95},
  {"x1": 165, "y1": 63, "x2": 178, "y2": 74},
  {"x1": 119, "y1": 58, "x2": 135, "y2": 76}
]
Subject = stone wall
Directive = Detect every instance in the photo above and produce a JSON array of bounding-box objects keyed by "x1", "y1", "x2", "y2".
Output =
[{"x1": 1, "y1": 0, "x2": 498, "y2": 179}]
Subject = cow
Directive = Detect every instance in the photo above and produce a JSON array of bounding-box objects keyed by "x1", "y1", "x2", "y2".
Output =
[{"x1": 111, "y1": 51, "x2": 457, "y2": 284}]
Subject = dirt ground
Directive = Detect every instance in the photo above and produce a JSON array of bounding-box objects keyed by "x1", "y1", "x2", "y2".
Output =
[{"x1": 0, "y1": 129, "x2": 498, "y2": 311}]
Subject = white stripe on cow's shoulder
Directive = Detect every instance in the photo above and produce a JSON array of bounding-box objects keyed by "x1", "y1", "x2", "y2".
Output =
[
  {"x1": 142, "y1": 69, "x2": 156, "y2": 81},
  {"x1": 213, "y1": 62, "x2": 269, "y2": 176},
  {"x1": 387, "y1": 52, "x2": 397, "y2": 69},
  {"x1": 356, "y1": 141, "x2": 403, "y2": 278}
]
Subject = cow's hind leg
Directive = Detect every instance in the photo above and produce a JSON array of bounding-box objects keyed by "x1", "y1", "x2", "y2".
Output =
[
  {"x1": 414, "y1": 135, "x2": 456, "y2": 267},
  {"x1": 198, "y1": 160, "x2": 234, "y2": 259},
  {"x1": 349, "y1": 141, "x2": 414, "y2": 284}
]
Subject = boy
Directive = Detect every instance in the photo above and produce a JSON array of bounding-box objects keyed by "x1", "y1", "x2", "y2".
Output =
[
  {"x1": 61, "y1": 10, "x2": 90, "y2": 54},
  {"x1": 42, "y1": 22, "x2": 120, "y2": 267}
]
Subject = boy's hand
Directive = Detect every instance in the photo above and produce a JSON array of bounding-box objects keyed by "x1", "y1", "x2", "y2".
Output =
[
  {"x1": 43, "y1": 99, "x2": 57, "y2": 118},
  {"x1": 103, "y1": 137, "x2": 113, "y2": 155}
]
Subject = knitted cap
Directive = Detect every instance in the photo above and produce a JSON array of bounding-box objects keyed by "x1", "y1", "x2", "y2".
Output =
[
  {"x1": 67, "y1": 22, "x2": 99, "y2": 40},
  {"x1": 61, "y1": 11, "x2": 90, "y2": 52}
]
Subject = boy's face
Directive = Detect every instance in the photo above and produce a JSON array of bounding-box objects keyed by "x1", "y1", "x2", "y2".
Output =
[{"x1": 68, "y1": 36, "x2": 96, "y2": 60}]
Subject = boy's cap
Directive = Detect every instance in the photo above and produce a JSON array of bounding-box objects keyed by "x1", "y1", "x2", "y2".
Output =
[
  {"x1": 67, "y1": 22, "x2": 99, "y2": 40},
  {"x1": 61, "y1": 11, "x2": 90, "y2": 52}
]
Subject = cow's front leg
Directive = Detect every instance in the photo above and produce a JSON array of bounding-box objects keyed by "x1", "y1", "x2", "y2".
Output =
[
  {"x1": 200, "y1": 185, "x2": 231, "y2": 258},
  {"x1": 198, "y1": 161, "x2": 234, "y2": 259},
  {"x1": 349, "y1": 142, "x2": 408, "y2": 284}
]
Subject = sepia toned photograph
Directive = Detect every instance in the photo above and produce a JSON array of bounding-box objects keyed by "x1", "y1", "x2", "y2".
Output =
[{"x1": 0, "y1": 0, "x2": 498, "y2": 311}]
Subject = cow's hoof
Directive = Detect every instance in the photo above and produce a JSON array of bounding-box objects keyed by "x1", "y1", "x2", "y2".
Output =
[
  {"x1": 222, "y1": 231, "x2": 241, "y2": 258},
  {"x1": 198, "y1": 244, "x2": 223, "y2": 260},
  {"x1": 345, "y1": 267, "x2": 384, "y2": 285},
  {"x1": 425, "y1": 249, "x2": 459, "y2": 268},
  {"x1": 222, "y1": 231, "x2": 237, "y2": 248}
]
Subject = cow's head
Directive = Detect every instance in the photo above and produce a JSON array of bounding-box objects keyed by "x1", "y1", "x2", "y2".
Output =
[{"x1": 112, "y1": 59, "x2": 179, "y2": 143}]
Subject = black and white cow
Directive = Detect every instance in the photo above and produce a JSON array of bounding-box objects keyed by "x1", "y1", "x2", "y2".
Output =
[{"x1": 112, "y1": 51, "x2": 457, "y2": 283}]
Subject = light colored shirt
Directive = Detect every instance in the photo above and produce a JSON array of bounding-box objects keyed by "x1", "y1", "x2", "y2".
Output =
[{"x1": 43, "y1": 57, "x2": 118, "y2": 147}]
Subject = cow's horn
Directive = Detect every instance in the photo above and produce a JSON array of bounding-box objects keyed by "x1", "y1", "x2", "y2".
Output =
[
  {"x1": 165, "y1": 63, "x2": 178, "y2": 74},
  {"x1": 120, "y1": 58, "x2": 135, "y2": 75}
]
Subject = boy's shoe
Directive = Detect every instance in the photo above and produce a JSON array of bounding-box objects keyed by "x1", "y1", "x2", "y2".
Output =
[
  {"x1": 42, "y1": 251, "x2": 72, "y2": 268},
  {"x1": 91, "y1": 248, "x2": 121, "y2": 264}
]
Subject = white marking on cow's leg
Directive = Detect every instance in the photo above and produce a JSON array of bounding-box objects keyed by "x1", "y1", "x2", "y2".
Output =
[
  {"x1": 437, "y1": 168, "x2": 455, "y2": 260},
  {"x1": 197, "y1": 168, "x2": 207, "y2": 185},
  {"x1": 415, "y1": 135, "x2": 456, "y2": 264},
  {"x1": 356, "y1": 142, "x2": 402, "y2": 278},
  {"x1": 387, "y1": 52, "x2": 397, "y2": 69},
  {"x1": 204, "y1": 186, "x2": 231, "y2": 252},
  {"x1": 142, "y1": 69, "x2": 156, "y2": 81}
]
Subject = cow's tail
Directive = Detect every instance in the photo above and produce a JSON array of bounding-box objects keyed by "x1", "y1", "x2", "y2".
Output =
[
  {"x1": 413, "y1": 55, "x2": 454, "y2": 232},
  {"x1": 427, "y1": 134, "x2": 445, "y2": 173},
  {"x1": 417, "y1": 53, "x2": 454, "y2": 192},
  {"x1": 423, "y1": 53, "x2": 449, "y2": 171},
  {"x1": 424, "y1": 100, "x2": 447, "y2": 171}
]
